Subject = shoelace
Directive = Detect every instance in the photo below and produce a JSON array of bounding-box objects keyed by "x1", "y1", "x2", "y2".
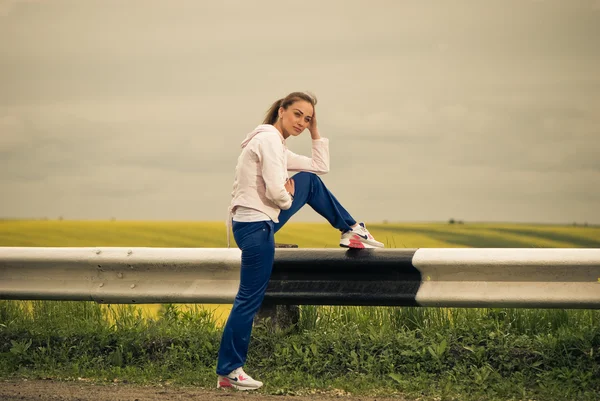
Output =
[{"x1": 354, "y1": 226, "x2": 367, "y2": 235}]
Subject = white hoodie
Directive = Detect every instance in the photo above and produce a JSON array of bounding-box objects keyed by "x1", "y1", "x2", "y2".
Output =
[{"x1": 226, "y1": 124, "x2": 330, "y2": 246}]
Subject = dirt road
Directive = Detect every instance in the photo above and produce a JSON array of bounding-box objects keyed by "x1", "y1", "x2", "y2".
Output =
[{"x1": 0, "y1": 379, "x2": 405, "y2": 401}]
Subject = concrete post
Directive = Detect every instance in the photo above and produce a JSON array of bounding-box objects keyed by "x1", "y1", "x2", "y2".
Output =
[{"x1": 255, "y1": 243, "x2": 300, "y2": 330}]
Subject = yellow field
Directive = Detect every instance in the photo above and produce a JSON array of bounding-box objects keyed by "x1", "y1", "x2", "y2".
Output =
[
  {"x1": 2, "y1": 220, "x2": 599, "y2": 324},
  {"x1": 1, "y1": 220, "x2": 598, "y2": 249}
]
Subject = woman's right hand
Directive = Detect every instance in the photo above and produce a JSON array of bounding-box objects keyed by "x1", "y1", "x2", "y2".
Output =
[{"x1": 285, "y1": 178, "x2": 295, "y2": 196}]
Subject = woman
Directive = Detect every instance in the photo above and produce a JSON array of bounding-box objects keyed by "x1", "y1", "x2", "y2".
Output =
[{"x1": 217, "y1": 91, "x2": 384, "y2": 391}]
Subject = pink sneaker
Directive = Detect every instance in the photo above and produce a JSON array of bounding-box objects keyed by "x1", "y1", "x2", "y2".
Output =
[
  {"x1": 340, "y1": 222, "x2": 384, "y2": 249},
  {"x1": 217, "y1": 367, "x2": 263, "y2": 391}
]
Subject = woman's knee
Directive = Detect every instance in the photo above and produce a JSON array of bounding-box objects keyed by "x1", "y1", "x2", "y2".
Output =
[
  {"x1": 293, "y1": 171, "x2": 314, "y2": 178},
  {"x1": 293, "y1": 171, "x2": 320, "y2": 183}
]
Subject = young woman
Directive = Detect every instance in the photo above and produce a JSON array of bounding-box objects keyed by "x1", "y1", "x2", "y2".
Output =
[{"x1": 217, "y1": 91, "x2": 384, "y2": 391}]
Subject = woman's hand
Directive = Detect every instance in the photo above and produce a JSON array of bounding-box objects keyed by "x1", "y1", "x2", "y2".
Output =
[
  {"x1": 308, "y1": 109, "x2": 320, "y2": 139},
  {"x1": 285, "y1": 178, "x2": 295, "y2": 196}
]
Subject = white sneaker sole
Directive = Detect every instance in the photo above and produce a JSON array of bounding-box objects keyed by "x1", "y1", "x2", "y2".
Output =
[
  {"x1": 217, "y1": 379, "x2": 263, "y2": 391},
  {"x1": 218, "y1": 384, "x2": 262, "y2": 391}
]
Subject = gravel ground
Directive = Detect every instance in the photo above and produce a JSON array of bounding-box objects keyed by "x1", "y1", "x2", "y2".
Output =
[{"x1": 0, "y1": 379, "x2": 406, "y2": 401}]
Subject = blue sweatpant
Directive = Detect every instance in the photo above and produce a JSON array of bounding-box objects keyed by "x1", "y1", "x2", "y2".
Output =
[{"x1": 216, "y1": 172, "x2": 357, "y2": 375}]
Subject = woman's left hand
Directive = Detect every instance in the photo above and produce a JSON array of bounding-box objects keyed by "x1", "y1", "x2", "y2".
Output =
[
  {"x1": 284, "y1": 178, "x2": 295, "y2": 196},
  {"x1": 308, "y1": 109, "x2": 320, "y2": 139}
]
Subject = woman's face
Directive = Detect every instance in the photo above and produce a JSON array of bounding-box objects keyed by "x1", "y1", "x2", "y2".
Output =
[{"x1": 279, "y1": 100, "x2": 313, "y2": 138}]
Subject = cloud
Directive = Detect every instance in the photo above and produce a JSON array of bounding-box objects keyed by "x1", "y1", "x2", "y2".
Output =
[
  {"x1": 0, "y1": 103, "x2": 241, "y2": 187},
  {"x1": 0, "y1": 0, "x2": 41, "y2": 17},
  {"x1": 0, "y1": 114, "x2": 30, "y2": 152},
  {"x1": 1, "y1": 0, "x2": 599, "y2": 223}
]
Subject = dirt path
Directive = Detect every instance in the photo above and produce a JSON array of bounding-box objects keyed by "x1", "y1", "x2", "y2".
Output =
[{"x1": 0, "y1": 379, "x2": 406, "y2": 401}]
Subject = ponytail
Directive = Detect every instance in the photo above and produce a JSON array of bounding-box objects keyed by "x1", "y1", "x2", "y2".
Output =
[{"x1": 263, "y1": 99, "x2": 283, "y2": 125}]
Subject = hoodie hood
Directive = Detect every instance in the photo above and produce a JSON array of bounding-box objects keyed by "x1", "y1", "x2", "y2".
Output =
[{"x1": 240, "y1": 124, "x2": 284, "y2": 148}]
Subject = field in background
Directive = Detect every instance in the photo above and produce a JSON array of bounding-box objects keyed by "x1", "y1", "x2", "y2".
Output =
[
  {"x1": 1, "y1": 220, "x2": 599, "y2": 325},
  {"x1": 1, "y1": 219, "x2": 599, "y2": 248}
]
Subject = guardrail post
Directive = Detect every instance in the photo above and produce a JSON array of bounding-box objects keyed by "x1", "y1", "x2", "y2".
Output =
[{"x1": 255, "y1": 243, "x2": 300, "y2": 330}]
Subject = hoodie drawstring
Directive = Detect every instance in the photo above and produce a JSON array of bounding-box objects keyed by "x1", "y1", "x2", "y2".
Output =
[{"x1": 226, "y1": 206, "x2": 233, "y2": 248}]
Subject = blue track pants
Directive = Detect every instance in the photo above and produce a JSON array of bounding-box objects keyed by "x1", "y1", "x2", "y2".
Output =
[{"x1": 216, "y1": 172, "x2": 357, "y2": 375}]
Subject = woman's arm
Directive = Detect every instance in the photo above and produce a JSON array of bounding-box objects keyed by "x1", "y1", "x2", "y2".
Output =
[
  {"x1": 286, "y1": 106, "x2": 330, "y2": 174},
  {"x1": 286, "y1": 139, "x2": 330, "y2": 174},
  {"x1": 258, "y1": 133, "x2": 294, "y2": 210}
]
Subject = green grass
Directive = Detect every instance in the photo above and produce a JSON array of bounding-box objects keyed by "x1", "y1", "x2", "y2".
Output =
[
  {"x1": 1, "y1": 220, "x2": 600, "y2": 400},
  {"x1": 1, "y1": 301, "x2": 599, "y2": 400}
]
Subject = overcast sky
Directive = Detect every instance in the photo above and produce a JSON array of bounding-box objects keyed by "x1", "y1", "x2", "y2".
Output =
[{"x1": 1, "y1": 0, "x2": 599, "y2": 224}]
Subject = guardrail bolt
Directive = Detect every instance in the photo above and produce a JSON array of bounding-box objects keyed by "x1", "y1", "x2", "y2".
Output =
[
  {"x1": 95, "y1": 250, "x2": 101, "y2": 255},
  {"x1": 98, "y1": 283, "x2": 104, "y2": 288},
  {"x1": 117, "y1": 272, "x2": 123, "y2": 279},
  {"x1": 127, "y1": 250, "x2": 133, "y2": 256},
  {"x1": 130, "y1": 284, "x2": 136, "y2": 289}
]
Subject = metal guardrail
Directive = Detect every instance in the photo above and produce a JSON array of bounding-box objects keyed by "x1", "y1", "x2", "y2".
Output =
[{"x1": 1, "y1": 247, "x2": 599, "y2": 308}]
